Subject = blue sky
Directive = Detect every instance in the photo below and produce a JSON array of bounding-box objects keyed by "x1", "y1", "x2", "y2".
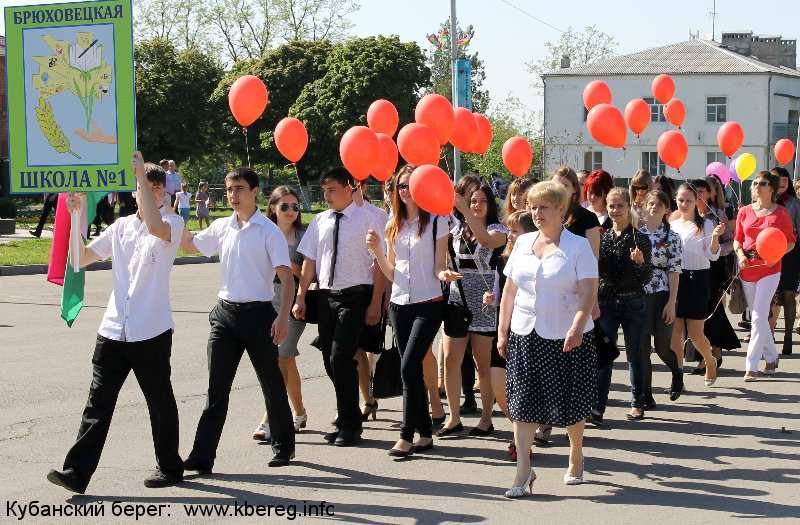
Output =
[{"x1": 4, "y1": 0, "x2": 799, "y2": 114}]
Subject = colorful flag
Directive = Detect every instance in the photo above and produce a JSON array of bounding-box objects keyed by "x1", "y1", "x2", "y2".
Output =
[{"x1": 47, "y1": 192, "x2": 109, "y2": 326}]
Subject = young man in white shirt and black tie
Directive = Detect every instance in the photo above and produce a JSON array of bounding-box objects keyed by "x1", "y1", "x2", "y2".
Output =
[
  {"x1": 180, "y1": 167, "x2": 296, "y2": 471},
  {"x1": 47, "y1": 153, "x2": 185, "y2": 493},
  {"x1": 294, "y1": 168, "x2": 386, "y2": 446}
]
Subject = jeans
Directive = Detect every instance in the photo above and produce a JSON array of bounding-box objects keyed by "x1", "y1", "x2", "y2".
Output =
[
  {"x1": 742, "y1": 272, "x2": 781, "y2": 372},
  {"x1": 188, "y1": 301, "x2": 294, "y2": 465},
  {"x1": 389, "y1": 301, "x2": 444, "y2": 440},
  {"x1": 179, "y1": 208, "x2": 190, "y2": 223},
  {"x1": 640, "y1": 292, "x2": 681, "y2": 399},
  {"x1": 316, "y1": 286, "x2": 372, "y2": 433},
  {"x1": 596, "y1": 294, "x2": 646, "y2": 412},
  {"x1": 63, "y1": 330, "x2": 182, "y2": 484}
]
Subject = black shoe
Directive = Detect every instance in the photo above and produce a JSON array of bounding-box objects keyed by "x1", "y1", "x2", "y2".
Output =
[
  {"x1": 460, "y1": 400, "x2": 478, "y2": 415},
  {"x1": 388, "y1": 447, "x2": 413, "y2": 458},
  {"x1": 691, "y1": 363, "x2": 706, "y2": 375},
  {"x1": 781, "y1": 345, "x2": 792, "y2": 356},
  {"x1": 645, "y1": 398, "x2": 657, "y2": 410},
  {"x1": 468, "y1": 424, "x2": 494, "y2": 436},
  {"x1": 669, "y1": 372, "x2": 684, "y2": 402},
  {"x1": 412, "y1": 440, "x2": 434, "y2": 453},
  {"x1": 436, "y1": 423, "x2": 464, "y2": 437},
  {"x1": 46, "y1": 468, "x2": 87, "y2": 494},
  {"x1": 431, "y1": 415, "x2": 446, "y2": 426},
  {"x1": 143, "y1": 469, "x2": 182, "y2": 488},
  {"x1": 323, "y1": 429, "x2": 339, "y2": 443},
  {"x1": 334, "y1": 431, "x2": 362, "y2": 447},
  {"x1": 183, "y1": 457, "x2": 212, "y2": 475},
  {"x1": 626, "y1": 409, "x2": 645, "y2": 421},
  {"x1": 268, "y1": 451, "x2": 295, "y2": 467},
  {"x1": 587, "y1": 410, "x2": 604, "y2": 427},
  {"x1": 29, "y1": 229, "x2": 41, "y2": 238}
]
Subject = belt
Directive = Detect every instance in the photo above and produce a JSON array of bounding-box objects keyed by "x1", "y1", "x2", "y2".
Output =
[
  {"x1": 219, "y1": 299, "x2": 270, "y2": 310},
  {"x1": 326, "y1": 284, "x2": 372, "y2": 296}
]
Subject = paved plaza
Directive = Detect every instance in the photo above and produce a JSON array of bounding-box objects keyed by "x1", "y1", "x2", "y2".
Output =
[{"x1": 0, "y1": 263, "x2": 798, "y2": 524}]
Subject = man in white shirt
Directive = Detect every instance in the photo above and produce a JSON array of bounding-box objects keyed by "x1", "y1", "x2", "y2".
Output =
[
  {"x1": 180, "y1": 167, "x2": 296, "y2": 471},
  {"x1": 294, "y1": 168, "x2": 386, "y2": 446},
  {"x1": 47, "y1": 153, "x2": 185, "y2": 494}
]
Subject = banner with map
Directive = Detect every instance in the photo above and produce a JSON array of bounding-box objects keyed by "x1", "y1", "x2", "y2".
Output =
[{"x1": 4, "y1": 0, "x2": 135, "y2": 194}]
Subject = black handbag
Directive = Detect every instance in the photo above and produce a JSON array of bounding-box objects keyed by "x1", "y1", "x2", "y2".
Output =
[
  {"x1": 442, "y1": 231, "x2": 473, "y2": 338},
  {"x1": 371, "y1": 335, "x2": 402, "y2": 399},
  {"x1": 294, "y1": 288, "x2": 325, "y2": 324},
  {"x1": 593, "y1": 323, "x2": 620, "y2": 368}
]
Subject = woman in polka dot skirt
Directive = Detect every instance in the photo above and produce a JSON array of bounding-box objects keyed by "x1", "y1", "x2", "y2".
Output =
[{"x1": 498, "y1": 181, "x2": 598, "y2": 498}]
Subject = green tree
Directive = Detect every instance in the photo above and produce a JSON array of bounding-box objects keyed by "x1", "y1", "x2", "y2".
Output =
[
  {"x1": 134, "y1": 38, "x2": 225, "y2": 163},
  {"x1": 427, "y1": 20, "x2": 489, "y2": 114},
  {"x1": 291, "y1": 36, "x2": 430, "y2": 181},
  {"x1": 527, "y1": 25, "x2": 617, "y2": 90}
]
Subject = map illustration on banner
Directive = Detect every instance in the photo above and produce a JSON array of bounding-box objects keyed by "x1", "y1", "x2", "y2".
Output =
[{"x1": 5, "y1": 1, "x2": 135, "y2": 194}]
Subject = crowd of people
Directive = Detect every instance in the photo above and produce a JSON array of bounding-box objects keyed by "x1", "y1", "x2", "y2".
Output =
[{"x1": 45, "y1": 153, "x2": 797, "y2": 500}]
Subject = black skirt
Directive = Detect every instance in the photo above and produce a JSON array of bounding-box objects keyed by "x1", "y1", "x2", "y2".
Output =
[
  {"x1": 778, "y1": 243, "x2": 800, "y2": 292},
  {"x1": 704, "y1": 256, "x2": 740, "y2": 350},
  {"x1": 676, "y1": 269, "x2": 710, "y2": 320}
]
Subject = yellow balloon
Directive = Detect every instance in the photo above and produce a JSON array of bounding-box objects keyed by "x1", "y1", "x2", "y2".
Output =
[{"x1": 736, "y1": 153, "x2": 757, "y2": 181}]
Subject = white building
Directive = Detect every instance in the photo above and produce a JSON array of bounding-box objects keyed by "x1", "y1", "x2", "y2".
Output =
[{"x1": 542, "y1": 33, "x2": 800, "y2": 182}]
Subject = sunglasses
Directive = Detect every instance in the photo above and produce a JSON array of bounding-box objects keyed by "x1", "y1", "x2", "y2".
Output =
[
  {"x1": 279, "y1": 203, "x2": 300, "y2": 212},
  {"x1": 632, "y1": 186, "x2": 648, "y2": 192},
  {"x1": 396, "y1": 183, "x2": 410, "y2": 191},
  {"x1": 752, "y1": 180, "x2": 770, "y2": 188}
]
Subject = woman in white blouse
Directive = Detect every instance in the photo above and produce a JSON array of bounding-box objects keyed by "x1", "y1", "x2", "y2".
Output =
[
  {"x1": 669, "y1": 183, "x2": 725, "y2": 386},
  {"x1": 367, "y1": 166, "x2": 462, "y2": 457},
  {"x1": 498, "y1": 181, "x2": 598, "y2": 497}
]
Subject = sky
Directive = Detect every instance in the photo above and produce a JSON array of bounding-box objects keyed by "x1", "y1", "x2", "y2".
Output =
[{"x1": 4, "y1": 0, "x2": 800, "y2": 116}]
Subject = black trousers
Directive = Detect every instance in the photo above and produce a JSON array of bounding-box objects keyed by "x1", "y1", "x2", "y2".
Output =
[
  {"x1": 33, "y1": 193, "x2": 58, "y2": 236},
  {"x1": 188, "y1": 300, "x2": 294, "y2": 465},
  {"x1": 63, "y1": 330, "x2": 182, "y2": 486},
  {"x1": 317, "y1": 285, "x2": 372, "y2": 433},
  {"x1": 389, "y1": 301, "x2": 444, "y2": 440},
  {"x1": 641, "y1": 292, "x2": 681, "y2": 400}
]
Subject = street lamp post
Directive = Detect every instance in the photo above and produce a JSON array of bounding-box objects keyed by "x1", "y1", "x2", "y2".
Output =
[{"x1": 450, "y1": 0, "x2": 461, "y2": 182}]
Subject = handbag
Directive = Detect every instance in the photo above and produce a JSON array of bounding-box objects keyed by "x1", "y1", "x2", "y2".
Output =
[
  {"x1": 593, "y1": 323, "x2": 620, "y2": 368},
  {"x1": 294, "y1": 287, "x2": 325, "y2": 324},
  {"x1": 442, "y1": 226, "x2": 473, "y2": 338},
  {"x1": 371, "y1": 334, "x2": 402, "y2": 399},
  {"x1": 728, "y1": 277, "x2": 746, "y2": 315}
]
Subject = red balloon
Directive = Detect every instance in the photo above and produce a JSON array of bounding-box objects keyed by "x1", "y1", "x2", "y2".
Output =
[
  {"x1": 775, "y1": 138, "x2": 796, "y2": 166},
  {"x1": 586, "y1": 104, "x2": 627, "y2": 149},
  {"x1": 756, "y1": 227, "x2": 788, "y2": 265},
  {"x1": 451, "y1": 107, "x2": 478, "y2": 152},
  {"x1": 367, "y1": 99, "x2": 399, "y2": 137},
  {"x1": 339, "y1": 126, "x2": 379, "y2": 181},
  {"x1": 228, "y1": 75, "x2": 269, "y2": 127},
  {"x1": 583, "y1": 80, "x2": 612, "y2": 110},
  {"x1": 657, "y1": 130, "x2": 688, "y2": 170},
  {"x1": 624, "y1": 98, "x2": 650, "y2": 135},
  {"x1": 664, "y1": 98, "x2": 686, "y2": 127},
  {"x1": 415, "y1": 94, "x2": 455, "y2": 145},
  {"x1": 717, "y1": 121, "x2": 744, "y2": 157},
  {"x1": 473, "y1": 113, "x2": 493, "y2": 154},
  {"x1": 502, "y1": 137, "x2": 533, "y2": 178},
  {"x1": 274, "y1": 117, "x2": 308, "y2": 163},
  {"x1": 397, "y1": 123, "x2": 440, "y2": 166},
  {"x1": 409, "y1": 164, "x2": 454, "y2": 216},
  {"x1": 371, "y1": 133, "x2": 398, "y2": 182},
  {"x1": 651, "y1": 74, "x2": 675, "y2": 104}
]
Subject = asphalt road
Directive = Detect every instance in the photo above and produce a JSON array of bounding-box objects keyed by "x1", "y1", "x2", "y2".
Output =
[{"x1": 1, "y1": 263, "x2": 798, "y2": 524}]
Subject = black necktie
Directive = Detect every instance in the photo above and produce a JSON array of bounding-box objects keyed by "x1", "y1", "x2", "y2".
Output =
[{"x1": 328, "y1": 212, "x2": 344, "y2": 287}]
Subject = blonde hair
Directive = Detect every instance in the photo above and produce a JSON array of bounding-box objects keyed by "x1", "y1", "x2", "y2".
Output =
[
  {"x1": 607, "y1": 187, "x2": 638, "y2": 226},
  {"x1": 504, "y1": 176, "x2": 537, "y2": 217},
  {"x1": 503, "y1": 210, "x2": 535, "y2": 258},
  {"x1": 628, "y1": 169, "x2": 653, "y2": 202},
  {"x1": 527, "y1": 181, "x2": 569, "y2": 211}
]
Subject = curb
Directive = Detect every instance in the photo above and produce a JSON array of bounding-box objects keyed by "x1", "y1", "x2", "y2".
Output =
[{"x1": 0, "y1": 255, "x2": 219, "y2": 277}]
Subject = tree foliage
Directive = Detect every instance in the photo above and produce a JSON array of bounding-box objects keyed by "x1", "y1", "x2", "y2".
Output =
[
  {"x1": 134, "y1": 38, "x2": 225, "y2": 163},
  {"x1": 527, "y1": 25, "x2": 617, "y2": 88}
]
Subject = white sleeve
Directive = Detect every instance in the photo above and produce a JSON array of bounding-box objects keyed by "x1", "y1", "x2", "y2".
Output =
[
  {"x1": 267, "y1": 225, "x2": 291, "y2": 270},
  {"x1": 704, "y1": 219, "x2": 721, "y2": 261},
  {"x1": 163, "y1": 215, "x2": 184, "y2": 248},
  {"x1": 297, "y1": 217, "x2": 319, "y2": 260},
  {"x1": 192, "y1": 219, "x2": 221, "y2": 257},
  {"x1": 435, "y1": 215, "x2": 449, "y2": 240},
  {"x1": 86, "y1": 221, "x2": 116, "y2": 260},
  {"x1": 575, "y1": 237, "x2": 599, "y2": 280}
]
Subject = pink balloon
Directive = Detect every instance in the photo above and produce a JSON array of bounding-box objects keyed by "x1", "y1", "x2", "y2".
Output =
[{"x1": 705, "y1": 161, "x2": 731, "y2": 185}]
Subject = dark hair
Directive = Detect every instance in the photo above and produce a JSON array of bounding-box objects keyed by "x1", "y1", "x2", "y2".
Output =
[
  {"x1": 654, "y1": 175, "x2": 677, "y2": 210},
  {"x1": 461, "y1": 183, "x2": 500, "y2": 242},
  {"x1": 225, "y1": 167, "x2": 259, "y2": 189},
  {"x1": 320, "y1": 167, "x2": 354, "y2": 188},
  {"x1": 676, "y1": 183, "x2": 705, "y2": 232},
  {"x1": 453, "y1": 174, "x2": 482, "y2": 222},
  {"x1": 629, "y1": 169, "x2": 653, "y2": 202},
  {"x1": 644, "y1": 189, "x2": 672, "y2": 226},
  {"x1": 771, "y1": 166, "x2": 796, "y2": 202},
  {"x1": 159, "y1": 159, "x2": 169, "y2": 168},
  {"x1": 386, "y1": 164, "x2": 430, "y2": 249},
  {"x1": 143, "y1": 163, "x2": 167, "y2": 186},
  {"x1": 754, "y1": 170, "x2": 780, "y2": 203},
  {"x1": 704, "y1": 175, "x2": 726, "y2": 210},
  {"x1": 267, "y1": 186, "x2": 303, "y2": 230},
  {"x1": 551, "y1": 166, "x2": 581, "y2": 225}
]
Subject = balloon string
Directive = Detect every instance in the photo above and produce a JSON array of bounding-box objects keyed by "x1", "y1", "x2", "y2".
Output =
[{"x1": 243, "y1": 127, "x2": 251, "y2": 167}]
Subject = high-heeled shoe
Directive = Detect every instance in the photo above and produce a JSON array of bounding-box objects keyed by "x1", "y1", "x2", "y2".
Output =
[
  {"x1": 669, "y1": 371, "x2": 684, "y2": 401},
  {"x1": 431, "y1": 414, "x2": 446, "y2": 426},
  {"x1": 704, "y1": 359, "x2": 717, "y2": 386},
  {"x1": 504, "y1": 468, "x2": 536, "y2": 498},
  {"x1": 563, "y1": 459, "x2": 584, "y2": 485},
  {"x1": 361, "y1": 400, "x2": 378, "y2": 421}
]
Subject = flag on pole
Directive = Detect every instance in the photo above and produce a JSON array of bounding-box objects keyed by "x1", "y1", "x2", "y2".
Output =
[{"x1": 47, "y1": 192, "x2": 109, "y2": 326}]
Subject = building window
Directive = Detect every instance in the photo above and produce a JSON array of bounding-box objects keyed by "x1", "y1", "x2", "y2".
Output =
[
  {"x1": 706, "y1": 152, "x2": 727, "y2": 165},
  {"x1": 641, "y1": 152, "x2": 666, "y2": 175},
  {"x1": 643, "y1": 97, "x2": 666, "y2": 122},
  {"x1": 706, "y1": 96, "x2": 727, "y2": 123},
  {"x1": 584, "y1": 151, "x2": 602, "y2": 171}
]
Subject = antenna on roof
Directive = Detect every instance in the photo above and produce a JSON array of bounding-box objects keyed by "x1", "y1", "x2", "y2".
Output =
[{"x1": 709, "y1": 0, "x2": 719, "y2": 41}]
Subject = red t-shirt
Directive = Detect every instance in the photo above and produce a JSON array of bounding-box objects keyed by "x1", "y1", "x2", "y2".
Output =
[{"x1": 735, "y1": 204, "x2": 796, "y2": 282}]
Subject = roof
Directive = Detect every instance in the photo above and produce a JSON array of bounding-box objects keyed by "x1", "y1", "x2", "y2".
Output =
[{"x1": 543, "y1": 39, "x2": 800, "y2": 78}]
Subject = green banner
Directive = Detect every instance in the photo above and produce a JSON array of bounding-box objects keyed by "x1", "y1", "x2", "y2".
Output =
[{"x1": 4, "y1": 0, "x2": 136, "y2": 194}]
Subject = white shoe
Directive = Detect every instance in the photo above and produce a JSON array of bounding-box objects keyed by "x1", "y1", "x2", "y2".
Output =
[
  {"x1": 504, "y1": 468, "x2": 536, "y2": 498},
  {"x1": 293, "y1": 413, "x2": 308, "y2": 432},
  {"x1": 564, "y1": 460, "x2": 584, "y2": 485},
  {"x1": 252, "y1": 423, "x2": 271, "y2": 442}
]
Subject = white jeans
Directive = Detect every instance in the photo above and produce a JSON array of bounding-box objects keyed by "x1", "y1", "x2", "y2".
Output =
[{"x1": 741, "y1": 272, "x2": 781, "y2": 372}]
